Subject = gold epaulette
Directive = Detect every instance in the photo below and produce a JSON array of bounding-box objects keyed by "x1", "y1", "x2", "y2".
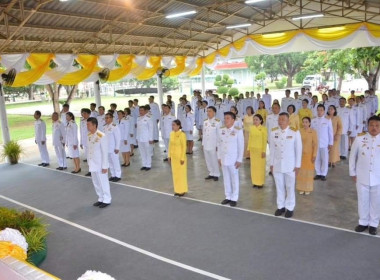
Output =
[
  {"x1": 87, "y1": 132, "x2": 91, "y2": 136},
  {"x1": 220, "y1": 126, "x2": 226, "y2": 129},
  {"x1": 234, "y1": 126, "x2": 241, "y2": 130},
  {"x1": 358, "y1": 132, "x2": 366, "y2": 137},
  {"x1": 215, "y1": 118, "x2": 220, "y2": 122},
  {"x1": 112, "y1": 123, "x2": 116, "y2": 126},
  {"x1": 204, "y1": 119, "x2": 207, "y2": 122},
  {"x1": 290, "y1": 127, "x2": 298, "y2": 132},
  {"x1": 97, "y1": 132, "x2": 103, "y2": 138},
  {"x1": 272, "y1": 127, "x2": 279, "y2": 131},
  {"x1": 146, "y1": 115, "x2": 151, "y2": 118}
]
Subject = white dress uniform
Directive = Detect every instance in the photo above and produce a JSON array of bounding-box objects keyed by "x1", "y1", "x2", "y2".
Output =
[
  {"x1": 160, "y1": 113, "x2": 176, "y2": 157},
  {"x1": 169, "y1": 101, "x2": 176, "y2": 116},
  {"x1": 215, "y1": 103, "x2": 225, "y2": 125},
  {"x1": 364, "y1": 96, "x2": 373, "y2": 119},
  {"x1": 183, "y1": 112, "x2": 195, "y2": 141},
  {"x1": 269, "y1": 126, "x2": 302, "y2": 211},
  {"x1": 266, "y1": 113, "x2": 279, "y2": 142},
  {"x1": 113, "y1": 111, "x2": 118, "y2": 125},
  {"x1": 281, "y1": 97, "x2": 294, "y2": 113},
  {"x1": 80, "y1": 118, "x2": 89, "y2": 159},
  {"x1": 243, "y1": 98, "x2": 256, "y2": 116},
  {"x1": 197, "y1": 108, "x2": 207, "y2": 130},
  {"x1": 177, "y1": 104, "x2": 186, "y2": 124},
  {"x1": 87, "y1": 130, "x2": 111, "y2": 204},
  {"x1": 292, "y1": 99, "x2": 302, "y2": 113},
  {"x1": 52, "y1": 120, "x2": 67, "y2": 168},
  {"x1": 136, "y1": 114, "x2": 154, "y2": 168},
  {"x1": 90, "y1": 110, "x2": 99, "y2": 118},
  {"x1": 360, "y1": 102, "x2": 369, "y2": 131},
  {"x1": 217, "y1": 125, "x2": 244, "y2": 202},
  {"x1": 311, "y1": 103, "x2": 319, "y2": 118},
  {"x1": 311, "y1": 116, "x2": 333, "y2": 177},
  {"x1": 118, "y1": 118, "x2": 130, "y2": 153},
  {"x1": 203, "y1": 117, "x2": 221, "y2": 178},
  {"x1": 105, "y1": 123, "x2": 121, "y2": 179},
  {"x1": 348, "y1": 106, "x2": 359, "y2": 137},
  {"x1": 96, "y1": 114, "x2": 106, "y2": 132},
  {"x1": 60, "y1": 111, "x2": 68, "y2": 126},
  {"x1": 224, "y1": 99, "x2": 235, "y2": 112},
  {"x1": 234, "y1": 116, "x2": 243, "y2": 129},
  {"x1": 132, "y1": 106, "x2": 139, "y2": 145},
  {"x1": 236, "y1": 100, "x2": 244, "y2": 118},
  {"x1": 35, "y1": 119, "x2": 50, "y2": 164},
  {"x1": 150, "y1": 102, "x2": 161, "y2": 141},
  {"x1": 262, "y1": 94, "x2": 272, "y2": 113},
  {"x1": 370, "y1": 95, "x2": 379, "y2": 115},
  {"x1": 349, "y1": 132, "x2": 380, "y2": 228},
  {"x1": 65, "y1": 120, "x2": 79, "y2": 158},
  {"x1": 337, "y1": 106, "x2": 351, "y2": 157},
  {"x1": 356, "y1": 103, "x2": 366, "y2": 134}
]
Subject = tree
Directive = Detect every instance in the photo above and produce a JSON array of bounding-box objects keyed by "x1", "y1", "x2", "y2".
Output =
[
  {"x1": 245, "y1": 55, "x2": 280, "y2": 82},
  {"x1": 277, "y1": 52, "x2": 308, "y2": 87},
  {"x1": 162, "y1": 76, "x2": 179, "y2": 91},
  {"x1": 214, "y1": 74, "x2": 234, "y2": 93},
  {"x1": 351, "y1": 47, "x2": 380, "y2": 90},
  {"x1": 326, "y1": 49, "x2": 354, "y2": 91}
]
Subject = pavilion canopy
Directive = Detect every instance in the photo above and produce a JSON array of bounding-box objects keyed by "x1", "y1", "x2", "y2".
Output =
[{"x1": 1, "y1": 0, "x2": 380, "y2": 86}]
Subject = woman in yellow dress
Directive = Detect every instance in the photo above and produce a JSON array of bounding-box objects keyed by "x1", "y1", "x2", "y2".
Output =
[
  {"x1": 248, "y1": 114, "x2": 267, "y2": 188},
  {"x1": 287, "y1": 104, "x2": 300, "y2": 130},
  {"x1": 327, "y1": 105, "x2": 343, "y2": 168},
  {"x1": 296, "y1": 117, "x2": 318, "y2": 195},
  {"x1": 243, "y1": 106, "x2": 254, "y2": 159},
  {"x1": 256, "y1": 100, "x2": 268, "y2": 125},
  {"x1": 298, "y1": 99, "x2": 313, "y2": 123},
  {"x1": 168, "y1": 119, "x2": 188, "y2": 196}
]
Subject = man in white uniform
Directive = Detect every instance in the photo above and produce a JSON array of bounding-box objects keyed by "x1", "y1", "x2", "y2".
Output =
[
  {"x1": 292, "y1": 91, "x2": 302, "y2": 113},
  {"x1": 203, "y1": 106, "x2": 221, "y2": 181},
  {"x1": 217, "y1": 112, "x2": 244, "y2": 207},
  {"x1": 262, "y1": 88, "x2": 272, "y2": 113},
  {"x1": 270, "y1": 112, "x2": 302, "y2": 218},
  {"x1": 90, "y1": 103, "x2": 99, "y2": 118},
  {"x1": 96, "y1": 106, "x2": 106, "y2": 132},
  {"x1": 280, "y1": 89, "x2": 293, "y2": 113},
  {"x1": 311, "y1": 104, "x2": 333, "y2": 181},
  {"x1": 34, "y1": 110, "x2": 50, "y2": 167},
  {"x1": 348, "y1": 97, "x2": 359, "y2": 148},
  {"x1": 104, "y1": 113, "x2": 121, "y2": 182},
  {"x1": 160, "y1": 104, "x2": 175, "y2": 161},
  {"x1": 60, "y1": 103, "x2": 69, "y2": 126},
  {"x1": 337, "y1": 98, "x2": 350, "y2": 160},
  {"x1": 266, "y1": 103, "x2": 281, "y2": 139},
  {"x1": 87, "y1": 117, "x2": 111, "y2": 208},
  {"x1": 149, "y1": 96, "x2": 161, "y2": 142},
  {"x1": 136, "y1": 106, "x2": 154, "y2": 170},
  {"x1": 51, "y1": 112, "x2": 67, "y2": 170},
  {"x1": 350, "y1": 116, "x2": 380, "y2": 235}
]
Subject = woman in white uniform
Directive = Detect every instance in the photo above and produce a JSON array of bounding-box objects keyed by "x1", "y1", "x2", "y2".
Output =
[
  {"x1": 65, "y1": 112, "x2": 81, "y2": 173},
  {"x1": 118, "y1": 110, "x2": 131, "y2": 167},
  {"x1": 183, "y1": 105, "x2": 195, "y2": 154},
  {"x1": 230, "y1": 106, "x2": 243, "y2": 129}
]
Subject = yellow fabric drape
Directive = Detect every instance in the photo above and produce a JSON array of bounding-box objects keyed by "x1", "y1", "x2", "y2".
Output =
[
  {"x1": 303, "y1": 23, "x2": 362, "y2": 41},
  {"x1": 189, "y1": 58, "x2": 204, "y2": 76},
  {"x1": 250, "y1": 30, "x2": 299, "y2": 47},
  {"x1": 0, "y1": 241, "x2": 27, "y2": 261},
  {"x1": 58, "y1": 54, "x2": 98, "y2": 85},
  {"x1": 12, "y1": 53, "x2": 54, "y2": 87},
  {"x1": 366, "y1": 22, "x2": 380, "y2": 38},
  {"x1": 233, "y1": 37, "x2": 247, "y2": 51},
  {"x1": 168, "y1": 56, "x2": 186, "y2": 77},
  {"x1": 136, "y1": 56, "x2": 161, "y2": 80},
  {"x1": 107, "y1": 54, "x2": 134, "y2": 82}
]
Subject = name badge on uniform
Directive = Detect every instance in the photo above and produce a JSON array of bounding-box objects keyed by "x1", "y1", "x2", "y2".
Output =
[
  {"x1": 211, "y1": 124, "x2": 215, "y2": 127},
  {"x1": 287, "y1": 136, "x2": 293, "y2": 139},
  {"x1": 275, "y1": 136, "x2": 278, "y2": 138},
  {"x1": 205, "y1": 123, "x2": 208, "y2": 127},
  {"x1": 231, "y1": 131, "x2": 235, "y2": 136},
  {"x1": 362, "y1": 144, "x2": 367, "y2": 147}
]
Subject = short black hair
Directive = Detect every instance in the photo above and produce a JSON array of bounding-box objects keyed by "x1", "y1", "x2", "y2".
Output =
[
  {"x1": 173, "y1": 119, "x2": 182, "y2": 129},
  {"x1": 368, "y1": 115, "x2": 380, "y2": 125},
  {"x1": 185, "y1": 104, "x2": 192, "y2": 111},
  {"x1": 224, "y1": 111, "x2": 236, "y2": 120},
  {"x1": 110, "y1": 103, "x2": 117, "y2": 108},
  {"x1": 287, "y1": 104, "x2": 296, "y2": 113},
  {"x1": 63, "y1": 103, "x2": 69, "y2": 108},
  {"x1": 66, "y1": 112, "x2": 75, "y2": 121},
  {"x1": 302, "y1": 98, "x2": 309, "y2": 104},
  {"x1": 208, "y1": 106, "x2": 216, "y2": 113},
  {"x1": 87, "y1": 117, "x2": 98, "y2": 128},
  {"x1": 90, "y1": 103, "x2": 96, "y2": 107},
  {"x1": 317, "y1": 104, "x2": 325, "y2": 110},
  {"x1": 98, "y1": 106, "x2": 105, "y2": 110},
  {"x1": 105, "y1": 112, "x2": 113, "y2": 118},
  {"x1": 246, "y1": 106, "x2": 254, "y2": 115},
  {"x1": 35, "y1": 110, "x2": 41, "y2": 117},
  {"x1": 339, "y1": 97, "x2": 346, "y2": 101},
  {"x1": 202, "y1": 100, "x2": 208, "y2": 105},
  {"x1": 302, "y1": 116, "x2": 311, "y2": 123},
  {"x1": 118, "y1": 110, "x2": 125, "y2": 115},
  {"x1": 279, "y1": 112, "x2": 289, "y2": 118}
]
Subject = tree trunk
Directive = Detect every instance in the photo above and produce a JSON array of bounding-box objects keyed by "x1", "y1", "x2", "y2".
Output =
[
  {"x1": 28, "y1": 85, "x2": 34, "y2": 100},
  {"x1": 65, "y1": 85, "x2": 78, "y2": 104},
  {"x1": 46, "y1": 84, "x2": 61, "y2": 113},
  {"x1": 337, "y1": 76, "x2": 344, "y2": 91},
  {"x1": 287, "y1": 75, "x2": 293, "y2": 87}
]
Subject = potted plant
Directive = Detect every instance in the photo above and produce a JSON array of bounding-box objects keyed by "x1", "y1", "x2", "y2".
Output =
[{"x1": 1, "y1": 140, "x2": 24, "y2": 164}]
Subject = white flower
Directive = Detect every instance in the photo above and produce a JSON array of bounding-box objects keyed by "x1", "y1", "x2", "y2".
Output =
[
  {"x1": 77, "y1": 270, "x2": 116, "y2": 280},
  {"x1": 0, "y1": 228, "x2": 28, "y2": 253}
]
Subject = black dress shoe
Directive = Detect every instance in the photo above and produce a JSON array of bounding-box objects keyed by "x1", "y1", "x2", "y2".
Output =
[
  {"x1": 177, "y1": 193, "x2": 186, "y2": 197},
  {"x1": 274, "y1": 208, "x2": 285, "y2": 216},
  {"x1": 205, "y1": 175, "x2": 214, "y2": 180},
  {"x1": 163, "y1": 158, "x2": 168, "y2": 162},
  {"x1": 355, "y1": 225, "x2": 368, "y2": 232},
  {"x1": 62, "y1": 167, "x2": 67, "y2": 170},
  {"x1": 56, "y1": 167, "x2": 63, "y2": 170},
  {"x1": 109, "y1": 177, "x2": 115, "y2": 181},
  {"x1": 230, "y1": 201, "x2": 237, "y2": 207},
  {"x1": 257, "y1": 185, "x2": 263, "y2": 189},
  {"x1": 145, "y1": 167, "x2": 151, "y2": 171},
  {"x1": 369, "y1": 226, "x2": 377, "y2": 235},
  {"x1": 221, "y1": 199, "x2": 231, "y2": 205},
  {"x1": 213, "y1": 177, "x2": 219, "y2": 181},
  {"x1": 134, "y1": 145, "x2": 138, "y2": 148},
  {"x1": 83, "y1": 159, "x2": 87, "y2": 162},
  {"x1": 93, "y1": 201, "x2": 102, "y2": 207},
  {"x1": 320, "y1": 176, "x2": 327, "y2": 181},
  {"x1": 43, "y1": 163, "x2": 50, "y2": 167},
  {"x1": 328, "y1": 163, "x2": 332, "y2": 168},
  {"x1": 154, "y1": 140, "x2": 159, "y2": 143},
  {"x1": 314, "y1": 175, "x2": 321, "y2": 180},
  {"x1": 99, "y1": 203, "x2": 110, "y2": 208},
  {"x1": 269, "y1": 171, "x2": 273, "y2": 176},
  {"x1": 113, "y1": 177, "x2": 121, "y2": 182},
  {"x1": 341, "y1": 156, "x2": 347, "y2": 160},
  {"x1": 285, "y1": 210, "x2": 294, "y2": 218},
  {"x1": 85, "y1": 172, "x2": 91, "y2": 177},
  {"x1": 38, "y1": 163, "x2": 44, "y2": 166},
  {"x1": 140, "y1": 167, "x2": 146, "y2": 170},
  {"x1": 252, "y1": 185, "x2": 257, "y2": 188},
  {"x1": 71, "y1": 168, "x2": 81, "y2": 174}
]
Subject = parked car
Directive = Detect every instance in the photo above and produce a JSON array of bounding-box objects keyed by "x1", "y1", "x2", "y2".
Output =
[{"x1": 303, "y1": 75, "x2": 322, "y2": 90}]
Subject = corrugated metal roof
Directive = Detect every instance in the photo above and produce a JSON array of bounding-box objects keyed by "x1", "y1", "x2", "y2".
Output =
[{"x1": 0, "y1": 0, "x2": 379, "y2": 55}]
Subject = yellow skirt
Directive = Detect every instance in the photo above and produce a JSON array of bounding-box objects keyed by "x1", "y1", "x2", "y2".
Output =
[
  {"x1": 249, "y1": 149, "x2": 266, "y2": 186},
  {"x1": 329, "y1": 135, "x2": 341, "y2": 163},
  {"x1": 171, "y1": 156, "x2": 188, "y2": 194},
  {"x1": 296, "y1": 152, "x2": 315, "y2": 192}
]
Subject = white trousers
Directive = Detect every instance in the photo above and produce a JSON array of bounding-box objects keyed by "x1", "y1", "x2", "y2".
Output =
[
  {"x1": 91, "y1": 171, "x2": 112, "y2": 203},
  {"x1": 222, "y1": 165, "x2": 239, "y2": 201},
  {"x1": 163, "y1": 138, "x2": 169, "y2": 157},
  {"x1": 357, "y1": 183, "x2": 380, "y2": 227},
  {"x1": 340, "y1": 134, "x2": 348, "y2": 157},
  {"x1": 139, "y1": 141, "x2": 152, "y2": 168},
  {"x1": 108, "y1": 152, "x2": 121, "y2": 177},
  {"x1": 82, "y1": 145, "x2": 88, "y2": 160},
  {"x1": 204, "y1": 149, "x2": 220, "y2": 177},
  {"x1": 37, "y1": 142, "x2": 49, "y2": 164},
  {"x1": 315, "y1": 147, "x2": 329, "y2": 176},
  {"x1": 273, "y1": 171, "x2": 296, "y2": 211},
  {"x1": 153, "y1": 120, "x2": 159, "y2": 140},
  {"x1": 54, "y1": 144, "x2": 67, "y2": 167}
]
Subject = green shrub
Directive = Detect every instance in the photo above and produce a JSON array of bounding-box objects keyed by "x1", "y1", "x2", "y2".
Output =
[
  {"x1": 1, "y1": 140, "x2": 24, "y2": 164},
  {"x1": 228, "y1": 87, "x2": 239, "y2": 96},
  {"x1": 275, "y1": 77, "x2": 287, "y2": 89},
  {"x1": 217, "y1": 86, "x2": 229, "y2": 94}
]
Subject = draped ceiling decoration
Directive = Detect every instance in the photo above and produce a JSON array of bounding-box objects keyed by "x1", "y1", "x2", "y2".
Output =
[{"x1": 1, "y1": 0, "x2": 380, "y2": 87}]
